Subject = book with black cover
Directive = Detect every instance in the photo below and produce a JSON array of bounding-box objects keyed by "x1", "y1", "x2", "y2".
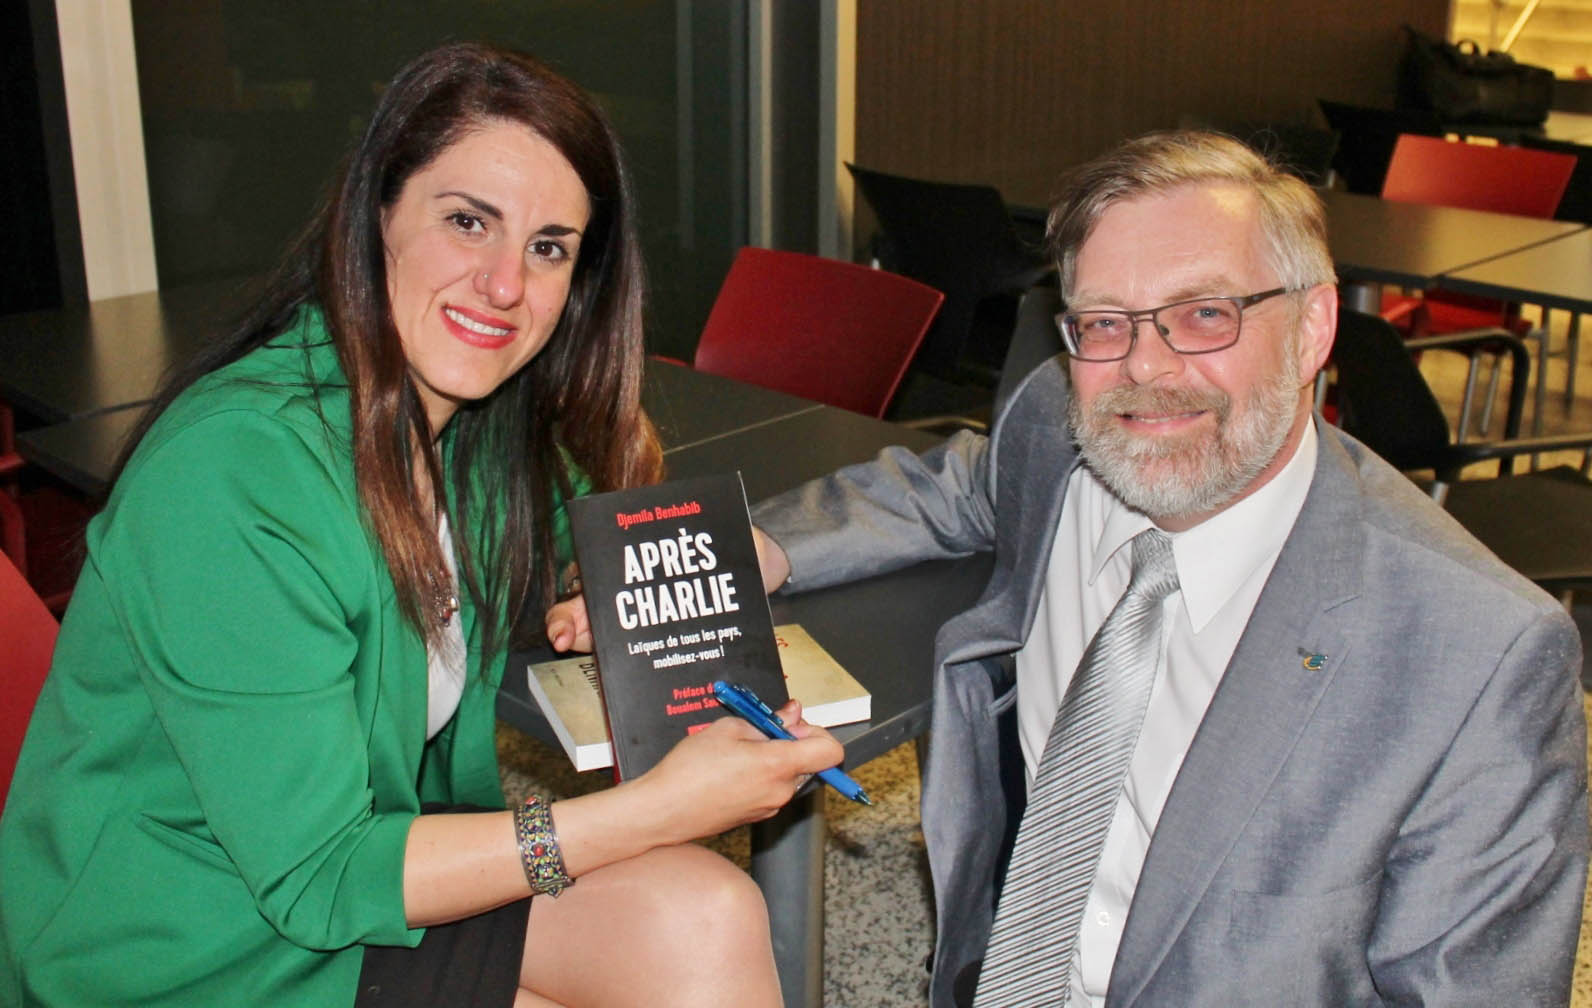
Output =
[
  {"x1": 565, "y1": 472, "x2": 789, "y2": 779},
  {"x1": 528, "y1": 623, "x2": 870, "y2": 772}
]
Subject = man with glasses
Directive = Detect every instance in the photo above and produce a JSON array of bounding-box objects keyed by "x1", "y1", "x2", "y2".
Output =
[{"x1": 751, "y1": 131, "x2": 1586, "y2": 1006}]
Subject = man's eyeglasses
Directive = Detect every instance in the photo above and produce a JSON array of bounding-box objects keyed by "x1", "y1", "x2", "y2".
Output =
[{"x1": 1056, "y1": 287, "x2": 1296, "y2": 363}]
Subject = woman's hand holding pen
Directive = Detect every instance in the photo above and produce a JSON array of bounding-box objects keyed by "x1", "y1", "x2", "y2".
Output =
[
  {"x1": 551, "y1": 700, "x2": 843, "y2": 877},
  {"x1": 630, "y1": 699, "x2": 842, "y2": 840},
  {"x1": 542, "y1": 590, "x2": 846, "y2": 833}
]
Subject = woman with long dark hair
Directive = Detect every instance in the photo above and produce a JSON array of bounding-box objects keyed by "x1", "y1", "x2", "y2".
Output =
[{"x1": 0, "y1": 42, "x2": 838, "y2": 1007}]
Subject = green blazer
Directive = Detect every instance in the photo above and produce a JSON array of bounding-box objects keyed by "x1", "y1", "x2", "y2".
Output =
[{"x1": 0, "y1": 309, "x2": 572, "y2": 1005}]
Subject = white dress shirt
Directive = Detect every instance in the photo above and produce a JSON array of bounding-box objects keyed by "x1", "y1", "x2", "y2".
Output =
[{"x1": 1013, "y1": 421, "x2": 1317, "y2": 1006}]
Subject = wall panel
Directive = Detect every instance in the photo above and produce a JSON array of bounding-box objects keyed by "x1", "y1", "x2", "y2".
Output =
[{"x1": 856, "y1": 0, "x2": 1448, "y2": 208}]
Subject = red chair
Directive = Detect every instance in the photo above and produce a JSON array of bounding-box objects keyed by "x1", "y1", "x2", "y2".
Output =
[
  {"x1": 692, "y1": 247, "x2": 945, "y2": 419},
  {"x1": 0, "y1": 401, "x2": 79, "y2": 615},
  {"x1": 1377, "y1": 134, "x2": 1576, "y2": 434},
  {"x1": 1, "y1": 544, "x2": 58, "y2": 813},
  {"x1": 1380, "y1": 134, "x2": 1574, "y2": 217},
  {"x1": 0, "y1": 403, "x2": 24, "y2": 570}
]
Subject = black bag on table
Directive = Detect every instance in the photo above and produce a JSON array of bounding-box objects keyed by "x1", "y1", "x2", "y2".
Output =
[{"x1": 1398, "y1": 25, "x2": 1554, "y2": 126}]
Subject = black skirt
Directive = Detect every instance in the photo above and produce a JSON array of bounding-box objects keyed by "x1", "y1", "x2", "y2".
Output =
[{"x1": 354, "y1": 805, "x2": 531, "y2": 1008}]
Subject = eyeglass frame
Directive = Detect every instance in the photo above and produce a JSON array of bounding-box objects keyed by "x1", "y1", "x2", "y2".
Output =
[{"x1": 1055, "y1": 286, "x2": 1297, "y2": 363}]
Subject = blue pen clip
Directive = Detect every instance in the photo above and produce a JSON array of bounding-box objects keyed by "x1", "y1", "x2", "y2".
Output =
[
  {"x1": 720, "y1": 681, "x2": 783, "y2": 728},
  {"x1": 712, "y1": 680, "x2": 872, "y2": 806}
]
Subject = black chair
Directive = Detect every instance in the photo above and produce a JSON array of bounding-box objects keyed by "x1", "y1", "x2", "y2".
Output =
[
  {"x1": 994, "y1": 284, "x2": 1064, "y2": 414},
  {"x1": 1317, "y1": 100, "x2": 1445, "y2": 195},
  {"x1": 1330, "y1": 309, "x2": 1592, "y2": 596},
  {"x1": 903, "y1": 282, "x2": 1066, "y2": 437},
  {"x1": 1186, "y1": 117, "x2": 1341, "y2": 185},
  {"x1": 846, "y1": 163, "x2": 1054, "y2": 390}
]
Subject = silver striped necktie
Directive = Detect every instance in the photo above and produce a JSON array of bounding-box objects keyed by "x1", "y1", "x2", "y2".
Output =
[{"x1": 975, "y1": 528, "x2": 1180, "y2": 1007}]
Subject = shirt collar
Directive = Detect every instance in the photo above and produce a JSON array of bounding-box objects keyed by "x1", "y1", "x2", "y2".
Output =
[{"x1": 1087, "y1": 419, "x2": 1317, "y2": 631}]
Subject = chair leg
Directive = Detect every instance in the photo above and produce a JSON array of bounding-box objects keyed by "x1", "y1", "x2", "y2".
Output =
[
  {"x1": 1478, "y1": 353, "x2": 1502, "y2": 437},
  {"x1": 1567, "y1": 312, "x2": 1580, "y2": 405},
  {"x1": 1457, "y1": 355, "x2": 1480, "y2": 443},
  {"x1": 1533, "y1": 318, "x2": 1550, "y2": 437},
  {"x1": 1531, "y1": 321, "x2": 1550, "y2": 471}
]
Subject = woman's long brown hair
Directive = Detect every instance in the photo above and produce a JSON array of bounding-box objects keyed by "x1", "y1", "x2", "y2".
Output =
[{"x1": 115, "y1": 43, "x2": 662, "y2": 653}]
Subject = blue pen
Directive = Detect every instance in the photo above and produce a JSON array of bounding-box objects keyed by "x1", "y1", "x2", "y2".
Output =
[{"x1": 711, "y1": 680, "x2": 873, "y2": 806}]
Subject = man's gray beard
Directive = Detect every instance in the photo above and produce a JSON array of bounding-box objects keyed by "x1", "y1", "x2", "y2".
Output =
[{"x1": 1066, "y1": 360, "x2": 1301, "y2": 524}]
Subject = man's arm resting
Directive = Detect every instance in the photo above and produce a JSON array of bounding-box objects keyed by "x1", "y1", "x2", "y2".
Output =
[
  {"x1": 751, "y1": 430, "x2": 996, "y2": 593},
  {"x1": 1368, "y1": 607, "x2": 1588, "y2": 1005}
]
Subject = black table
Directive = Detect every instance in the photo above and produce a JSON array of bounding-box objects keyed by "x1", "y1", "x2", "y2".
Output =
[
  {"x1": 1011, "y1": 190, "x2": 1585, "y2": 317},
  {"x1": 14, "y1": 404, "x2": 145, "y2": 496},
  {"x1": 643, "y1": 360, "x2": 820, "y2": 450},
  {"x1": 498, "y1": 404, "x2": 992, "y2": 1008},
  {"x1": 17, "y1": 362, "x2": 823, "y2": 497},
  {"x1": 0, "y1": 277, "x2": 259, "y2": 422},
  {"x1": 1320, "y1": 189, "x2": 1585, "y2": 312},
  {"x1": 0, "y1": 276, "x2": 812, "y2": 433},
  {"x1": 1439, "y1": 226, "x2": 1592, "y2": 319},
  {"x1": 1439, "y1": 228, "x2": 1592, "y2": 429}
]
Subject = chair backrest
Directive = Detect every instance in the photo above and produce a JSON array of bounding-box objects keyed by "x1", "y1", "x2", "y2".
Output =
[
  {"x1": 1519, "y1": 133, "x2": 1592, "y2": 225},
  {"x1": 1380, "y1": 134, "x2": 1576, "y2": 217},
  {"x1": 846, "y1": 164, "x2": 1026, "y2": 280},
  {"x1": 692, "y1": 247, "x2": 944, "y2": 418},
  {"x1": 0, "y1": 490, "x2": 25, "y2": 582},
  {"x1": 1317, "y1": 100, "x2": 1445, "y2": 195},
  {"x1": 1329, "y1": 309, "x2": 1456, "y2": 472},
  {"x1": 1208, "y1": 120, "x2": 1341, "y2": 186},
  {"x1": 994, "y1": 284, "x2": 1064, "y2": 413},
  {"x1": 845, "y1": 163, "x2": 1049, "y2": 379},
  {"x1": 0, "y1": 547, "x2": 57, "y2": 813}
]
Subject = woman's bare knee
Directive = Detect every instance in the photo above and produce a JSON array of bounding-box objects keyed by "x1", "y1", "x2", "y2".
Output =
[
  {"x1": 521, "y1": 844, "x2": 779, "y2": 1008},
  {"x1": 644, "y1": 844, "x2": 770, "y2": 941}
]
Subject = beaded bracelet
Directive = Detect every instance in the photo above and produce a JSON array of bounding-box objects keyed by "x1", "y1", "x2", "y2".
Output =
[{"x1": 513, "y1": 794, "x2": 574, "y2": 897}]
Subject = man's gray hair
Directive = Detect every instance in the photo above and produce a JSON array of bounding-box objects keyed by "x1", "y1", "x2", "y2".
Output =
[{"x1": 1047, "y1": 130, "x2": 1337, "y2": 299}]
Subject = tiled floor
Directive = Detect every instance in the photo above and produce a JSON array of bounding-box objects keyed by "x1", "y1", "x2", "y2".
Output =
[
  {"x1": 496, "y1": 311, "x2": 1592, "y2": 1006},
  {"x1": 1419, "y1": 307, "x2": 1592, "y2": 458}
]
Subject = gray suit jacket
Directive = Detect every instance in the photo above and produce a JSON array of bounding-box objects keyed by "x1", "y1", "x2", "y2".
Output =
[{"x1": 753, "y1": 357, "x2": 1588, "y2": 1007}]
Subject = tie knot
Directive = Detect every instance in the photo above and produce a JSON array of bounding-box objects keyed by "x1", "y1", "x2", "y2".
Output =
[{"x1": 1127, "y1": 528, "x2": 1179, "y2": 603}]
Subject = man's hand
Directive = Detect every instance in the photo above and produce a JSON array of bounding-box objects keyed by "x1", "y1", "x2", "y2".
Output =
[
  {"x1": 754, "y1": 526, "x2": 791, "y2": 594},
  {"x1": 545, "y1": 594, "x2": 592, "y2": 653}
]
